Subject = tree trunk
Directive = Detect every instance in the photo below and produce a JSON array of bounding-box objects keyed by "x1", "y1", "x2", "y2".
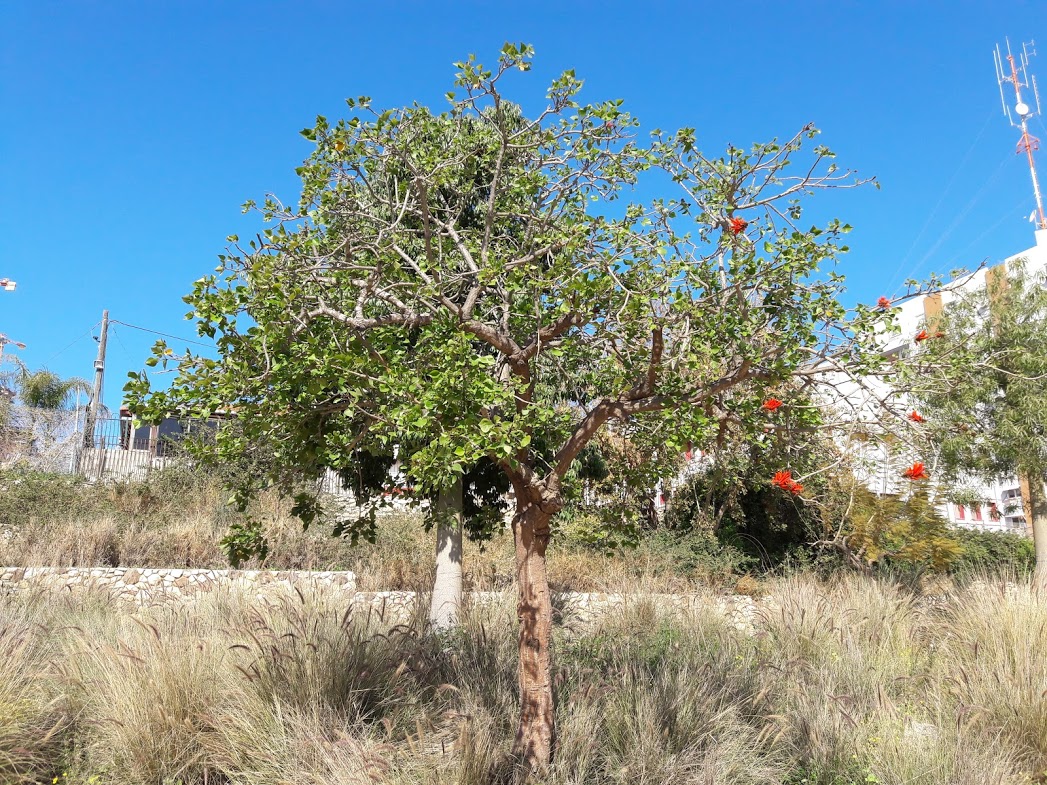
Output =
[
  {"x1": 511, "y1": 498, "x2": 555, "y2": 773},
  {"x1": 429, "y1": 477, "x2": 464, "y2": 630},
  {"x1": 1019, "y1": 473, "x2": 1047, "y2": 586}
]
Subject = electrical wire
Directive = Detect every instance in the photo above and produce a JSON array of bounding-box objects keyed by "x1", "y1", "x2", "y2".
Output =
[
  {"x1": 41, "y1": 322, "x2": 101, "y2": 366},
  {"x1": 109, "y1": 324, "x2": 135, "y2": 363},
  {"x1": 110, "y1": 320, "x2": 213, "y2": 349},
  {"x1": 939, "y1": 194, "x2": 1032, "y2": 270},
  {"x1": 889, "y1": 149, "x2": 1016, "y2": 293},
  {"x1": 884, "y1": 108, "x2": 997, "y2": 294}
]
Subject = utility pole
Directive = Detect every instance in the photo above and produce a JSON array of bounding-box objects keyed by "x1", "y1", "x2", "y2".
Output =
[
  {"x1": 84, "y1": 310, "x2": 109, "y2": 448},
  {"x1": 0, "y1": 334, "x2": 26, "y2": 369}
]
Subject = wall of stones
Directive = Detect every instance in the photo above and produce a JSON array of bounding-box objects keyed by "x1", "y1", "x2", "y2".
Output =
[
  {"x1": 0, "y1": 566, "x2": 764, "y2": 631},
  {"x1": 0, "y1": 566, "x2": 356, "y2": 603}
]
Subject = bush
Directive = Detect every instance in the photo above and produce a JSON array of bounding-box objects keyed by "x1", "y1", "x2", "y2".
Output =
[
  {"x1": 0, "y1": 469, "x2": 106, "y2": 527},
  {"x1": 660, "y1": 471, "x2": 821, "y2": 572},
  {"x1": 636, "y1": 528, "x2": 756, "y2": 581},
  {"x1": 947, "y1": 527, "x2": 1035, "y2": 577}
]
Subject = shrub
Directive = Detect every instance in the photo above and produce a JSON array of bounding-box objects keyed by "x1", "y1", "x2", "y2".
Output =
[
  {"x1": 636, "y1": 528, "x2": 756, "y2": 581},
  {"x1": 947, "y1": 527, "x2": 1035, "y2": 577},
  {"x1": 843, "y1": 488, "x2": 964, "y2": 574},
  {"x1": 660, "y1": 470, "x2": 819, "y2": 572},
  {"x1": 0, "y1": 469, "x2": 105, "y2": 527}
]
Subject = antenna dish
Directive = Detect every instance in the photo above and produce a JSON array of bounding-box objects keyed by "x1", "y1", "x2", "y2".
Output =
[{"x1": 1017, "y1": 101, "x2": 1031, "y2": 116}]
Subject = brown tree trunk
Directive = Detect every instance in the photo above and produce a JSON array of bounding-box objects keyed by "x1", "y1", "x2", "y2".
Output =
[
  {"x1": 1019, "y1": 473, "x2": 1047, "y2": 586},
  {"x1": 511, "y1": 497, "x2": 555, "y2": 773}
]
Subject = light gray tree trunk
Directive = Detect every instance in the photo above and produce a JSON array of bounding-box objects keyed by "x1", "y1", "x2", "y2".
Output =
[{"x1": 428, "y1": 477, "x2": 464, "y2": 630}]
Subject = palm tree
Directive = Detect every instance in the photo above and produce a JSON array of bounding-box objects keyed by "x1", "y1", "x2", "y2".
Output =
[
  {"x1": 0, "y1": 369, "x2": 96, "y2": 468},
  {"x1": 15, "y1": 368, "x2": 92, "y2": 410}
]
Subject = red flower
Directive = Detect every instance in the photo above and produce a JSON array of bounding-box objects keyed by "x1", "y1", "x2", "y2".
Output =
[
  {"x1": 934, "y1": 330, "x2": 945, "y2": 339},
  {"x1": 909, "y1": 411, "x2": 925, "y2": 423},
  {"x1": 772, "y1": 471, "x2": 805, "y2": 495},
  {"x1": 877, "y1": 296, "x2": 891, "y2": 309},
  {"x1": 914, "y1": 330, "x2": 929, "y2": 342},
  {"x1": 762, "y1": 398, "x2": 783, "y2": 412},
  {"x1": 728, "y1": 217, "x2": 748, "y2": 235},
  {"x1": 901, "y1": 461, "x2": 928, "y2": 481}
]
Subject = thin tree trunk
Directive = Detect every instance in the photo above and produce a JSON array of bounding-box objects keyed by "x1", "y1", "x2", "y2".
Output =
[
  {"x1": 429, "y1": 477, "x2": 464, "y2": 630},
  {"x1": 511, "y1": 498, "x2": 555, "y2": 773},
  {"x1": 1019, "y1": 473, "x2": 1047, "y2": 586}
]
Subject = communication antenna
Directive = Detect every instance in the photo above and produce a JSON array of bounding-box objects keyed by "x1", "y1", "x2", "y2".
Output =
[{"x1": 994, "y1": 38, "x2": 1047, "y2": 230}]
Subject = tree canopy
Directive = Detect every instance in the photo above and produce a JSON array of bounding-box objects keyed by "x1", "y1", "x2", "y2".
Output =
[
  {"x1": 11, "y1": 368, "x2": 91, "y2": 411},
  {"x1": 908, "y1": 260, "x2": 1047, "y2": 578},
  {"x1": 127, "y1": 44, "x2": 902, "y2": 771}
]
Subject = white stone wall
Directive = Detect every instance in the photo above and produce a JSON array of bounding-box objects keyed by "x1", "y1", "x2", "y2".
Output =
[
  {"x1": 0, "y1": 566, "x2": 764, "y2": 631},
  {"x1": 0, "y1": 566, "x2": 355, "y2": 603}
]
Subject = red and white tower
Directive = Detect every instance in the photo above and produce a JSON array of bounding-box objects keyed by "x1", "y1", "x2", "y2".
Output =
[{"x1": 995, "y1": 38, "x2": 1047, "y2": 230}]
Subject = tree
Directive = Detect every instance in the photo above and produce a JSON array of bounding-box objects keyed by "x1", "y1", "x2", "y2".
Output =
[
  {"x1": 909, "y1": 260, "x2": 1047, "y2": 583},
  {"x1": 13, "y1": 368, "x2": 91, "y2": 410},
  {"x1": 0, "y1": 367, "x2": 92, "y2": 469},
  {"x1": 127, "y1": 45, "x2": 893, "y2": 772},
  {"x1": 815, "y1": 471, "x2": 963, "y2": 574}
]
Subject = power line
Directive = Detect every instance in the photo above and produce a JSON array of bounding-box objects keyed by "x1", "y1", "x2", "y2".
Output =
[
  {"x1": 109, "y1": 324, "x2": 135, "y2": 363},
  {"x1": 41, "y1": 322, "x2": 101, "y2": 366},
  {"x1": 110, "y1": 320, "x2": 213, "y2": 349},
  {"x1": 884, "y1": 108, "x2": 997, "y2": 294}
]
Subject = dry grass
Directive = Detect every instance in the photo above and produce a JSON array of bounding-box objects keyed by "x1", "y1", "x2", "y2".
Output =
[
  {"x1": 0, "y1": 574, "x2": 1043, "y2": 784},
  {"x1": 0, "y1": 469, "x2": 737, "y2": 593}
]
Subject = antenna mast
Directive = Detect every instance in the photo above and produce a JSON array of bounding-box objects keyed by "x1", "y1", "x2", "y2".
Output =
[{"x1": 994, "y1": 38, "x2": 1047, "y2": 230}]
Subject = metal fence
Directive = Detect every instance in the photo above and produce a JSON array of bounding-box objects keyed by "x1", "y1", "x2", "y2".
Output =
[
  {"x1": 77, "y1": 415, "x2": 212, "y2": 481},
  {"x1": 0, "y1": 405, "x2": 82, "y2": 474},
  {"x1": 1, "y1": 409, "x2": 188, "y2": 483}
]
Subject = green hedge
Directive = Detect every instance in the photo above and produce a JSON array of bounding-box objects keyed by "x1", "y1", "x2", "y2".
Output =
[{"x1": 947, "y1": 527, "x2": 1035, "y2": 577}]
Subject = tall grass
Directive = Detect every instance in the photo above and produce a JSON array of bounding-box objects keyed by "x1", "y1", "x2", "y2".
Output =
[
  {"x1": 0, "y1": 574, "x2": 1042, "y2": 784},
  {"x1": 0, "y1": 468, "x2": 746, "y2": 592}
]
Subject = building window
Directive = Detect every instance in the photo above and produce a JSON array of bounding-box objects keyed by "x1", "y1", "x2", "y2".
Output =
[
  {"x1": 990, "y1": 503, "x2": 1001, "y2": 521},
  {"x1": 955, "y1": 505, "x2": 965, "y2": 520},
  {"x1": 971, "y1": 505, "x2": 983, "y2": 522}
]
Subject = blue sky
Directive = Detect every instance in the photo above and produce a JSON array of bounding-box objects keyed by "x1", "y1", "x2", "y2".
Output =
[{"x1": 2, "y1": 1, "x2": 1046, "y2": 412}]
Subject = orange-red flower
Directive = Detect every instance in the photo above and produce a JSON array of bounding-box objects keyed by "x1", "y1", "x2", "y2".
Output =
[
  {"x1": 909, "y1": 411, "x2": 925, "y2": 423},
  {"x1": 877, "y1": 296, "x2": 890, "y2": 309},
  {"x1": 762, "y1": 398, "x2": 783, "y2": 412},
  {"x1": 728, "y1": 217, "x2": 748, "y2": 235},
  {"x1": 901, "y1": 461, "x2": 928, "y2": 481},
  {"x1": 914, "y1": 330, "x2": 929, "y2": 342},
  {"x1": 773, "y1": 470, "x2": 804, "y2": 494}
]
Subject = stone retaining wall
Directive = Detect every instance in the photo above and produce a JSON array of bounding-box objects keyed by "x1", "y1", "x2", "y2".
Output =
[
  {"x1": 0, "y1": 566, "x2": 355, "y2": 604},
  {"x1": 0, "y1": 566, "x2": 765, "y2": 630}
]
